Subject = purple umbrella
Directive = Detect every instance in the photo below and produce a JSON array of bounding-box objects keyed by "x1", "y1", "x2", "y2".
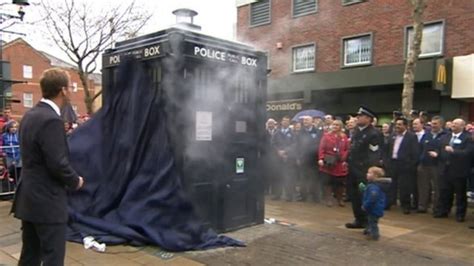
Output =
[{"x1": 292, "y1": 109, "x2": 325, "y2": 121}]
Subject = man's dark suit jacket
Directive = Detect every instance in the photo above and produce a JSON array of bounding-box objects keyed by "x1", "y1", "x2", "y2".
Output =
[
  {"x1": 439, "y1": 131, "x2": 473, "y2": 179},
  {"x1": 389, "y1": 131, "x2": 420, "y2": 169},
  {"x1": 11, "y1": 101, "x2": 80, "y2": 224}
]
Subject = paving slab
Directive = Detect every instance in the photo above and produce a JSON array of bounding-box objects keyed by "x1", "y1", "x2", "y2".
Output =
[{"x1": 1, "y1": 198, "x2": 474, "y2": 265}]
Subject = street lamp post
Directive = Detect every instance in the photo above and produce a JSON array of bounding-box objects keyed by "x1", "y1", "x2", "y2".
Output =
[{"x1": 0, "y1": 0, "x2": 29, "y2": 110}]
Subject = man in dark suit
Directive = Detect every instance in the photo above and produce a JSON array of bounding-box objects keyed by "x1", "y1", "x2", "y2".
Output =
[
  {"x1": 273, "y1": 116, "x2": 297, "y2": 201},
  {"x1": 346, "y1": 106, "x2": 382, "y2": 229},
  {"x1": 388, "y1": 117, "x2": 419, "y2": 214},
  {"x1": 416, "y1": 116, "x2": 447, "y2": 213},
  {"x1": 263, "y1": 118, "x2": 278, "y2": 196},
  {"x1": 11, "y1": 68, "x2": 84, "y2": 266},
  {"x1": 296, "y1": 116, "x2": 323, "y2": 202},
  {"x1": 434, "y1": 118, "x2": 473, "y2": 222}
]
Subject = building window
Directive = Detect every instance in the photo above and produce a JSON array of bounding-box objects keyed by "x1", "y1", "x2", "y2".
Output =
[
  {"x1": 293, "y1": 0, "x2": 317, "y2": 17},
  {"x1": 72, "y1": 82, "x2": 78, "y2": 92},
  {"x1": 250, "y1": 0, "x2": 271, "y2": 27},
  {"x1": 292, "y1": 44, "x2": 315, "y2": 72},
  {"x1": 23, "y1": 93, "x2": 33, "y2": 108},
  {"x1": 406, "y1": 21, "x2": 444, "y2": 58},
  {"x1": 342, "y1": 0, "x2": 364, "y2": 5},
  {"x1": 23, "y1": 65, "x2": 33, "y2": 79},
  {"x1": 343, "y1": 34, "x2": 372, "y2": 67}
]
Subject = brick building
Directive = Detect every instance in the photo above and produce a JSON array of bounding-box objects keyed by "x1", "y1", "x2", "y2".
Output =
[
  {"x1": 236, "y1": 0, "x2": 474, "y2": 122},
  {"x1": 1, "y1": 38, "x2": 100, "y2": 120}
]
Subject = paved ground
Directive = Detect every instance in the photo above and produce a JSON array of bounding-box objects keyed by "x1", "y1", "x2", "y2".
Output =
[{"x1": 1, "y1": 198, "x2": 474, "y2": 265}]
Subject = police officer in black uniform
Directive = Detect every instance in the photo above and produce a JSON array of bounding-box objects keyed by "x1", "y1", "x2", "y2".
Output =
[{"x1": 346, "y1": 106, "x2": 382, "y2": 228}]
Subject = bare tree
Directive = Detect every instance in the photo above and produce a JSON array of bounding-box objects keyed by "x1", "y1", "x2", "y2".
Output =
[
  {"x1": 39, "y1": 0, "x2": 152, "y2": 114},
  {"x1": 401, "y1": 0, "x2": 427, "y2": 117}
]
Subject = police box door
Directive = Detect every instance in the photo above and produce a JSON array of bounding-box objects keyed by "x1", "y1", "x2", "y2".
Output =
[
  {"x1": 220, "y1": 66, "x2": 261, "y2": 231},
  {"x1": 184, "y1": 61, "x2": 261, "y2": 232}
]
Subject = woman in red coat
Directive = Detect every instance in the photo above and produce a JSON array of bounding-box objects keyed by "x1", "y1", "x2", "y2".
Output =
[{"x1": 318, "y1": 120, "x2": 350, "y2": 207}]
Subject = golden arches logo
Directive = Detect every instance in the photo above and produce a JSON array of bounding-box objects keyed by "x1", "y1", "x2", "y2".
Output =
[{"x1": 437, "y1": 64, "x2": 446, "y2": 84}]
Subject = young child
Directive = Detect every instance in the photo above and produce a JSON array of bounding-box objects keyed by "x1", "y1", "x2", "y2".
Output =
[{"x1": 361, "y1": 166, "x2": 386, "y2": 241}]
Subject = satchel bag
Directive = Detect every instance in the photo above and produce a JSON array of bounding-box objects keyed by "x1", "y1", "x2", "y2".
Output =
[
  {"x1": 323, "y1": 136, "x2": 341, "y2": 167},
  {"x1": 323, "y1": 154, "x2": 337, "y2": 167}
]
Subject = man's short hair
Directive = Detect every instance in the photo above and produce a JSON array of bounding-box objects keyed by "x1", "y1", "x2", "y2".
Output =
[
  {"x1": 431, "y1": 115, "x2": 445, "y2": 125},
  {"x1": 40, "y1": 68, "x2": 69, "y2": 99},
  {"x1": 281, "y1": 115, "x2": 291, "y2": 121},
  {"x1": 395, "y1": 117, "x2": 408, "y2": 126},
  {"x1": 413, "y1": 117, "x2": 424, "y2": 125}
]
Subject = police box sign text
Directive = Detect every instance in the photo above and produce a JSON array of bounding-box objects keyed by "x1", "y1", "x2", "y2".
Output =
[
  {"x1": 190, "y1": 45, "x2": 258, "y2": 68},
  {"x1": 104, "y1": 44, "x2": 163, "y2": 67}
]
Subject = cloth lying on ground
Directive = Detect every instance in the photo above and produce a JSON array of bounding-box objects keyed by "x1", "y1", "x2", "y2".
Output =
[{"x1": 66, "y1": 59, "x2": 244, "y2": 251}]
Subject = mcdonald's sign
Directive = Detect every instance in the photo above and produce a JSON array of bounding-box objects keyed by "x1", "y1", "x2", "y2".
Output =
[
  {"x1": 437, "y1": 64, "x2": 446, "y2": 84},
  {"x1": 433, "y1": 58, "x2": 450, "y2": 93}
]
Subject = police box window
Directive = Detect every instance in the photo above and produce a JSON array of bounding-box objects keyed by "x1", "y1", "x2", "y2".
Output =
[
  {"x1": 250, "y1": 0, "x2": 271, "y2": 27},
  {"x1": 293, "y1": 0, "x2": 317, "y2": 18},
  {"x1": 23, "y1": 93, "x2": 33, "y2": 108},
  {"x1": 406, "y1": 21, "x2": 444, "y2": 58},
  {"x1": 343, "y1": 34, "x2": 372, "y2": 67},
  {"x1": 292, "y1": 44, "x2": 315, "y2": 72}
]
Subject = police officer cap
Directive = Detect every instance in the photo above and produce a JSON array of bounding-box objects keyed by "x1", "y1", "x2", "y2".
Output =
[{"x1": 357, "y1": 106, "x2": 376, "y2": 118}]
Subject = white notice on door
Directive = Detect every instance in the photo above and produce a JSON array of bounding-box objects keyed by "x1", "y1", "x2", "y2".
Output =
[{"x1": 196, "y1": 111, "x2": 213, "y2": 141}]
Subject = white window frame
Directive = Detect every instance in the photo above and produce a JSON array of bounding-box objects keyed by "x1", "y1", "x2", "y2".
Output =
[
  {"x1": 23, "y1": 93, "x2": 33, "y2": 108},
  {"x1": 72, "y1": 82, "x2": 78, "y2": 92},
  {"x1": 292, "y1": 44, "x2": 316, "y2": 73},
  {"x1": 405, "y1": 20, "x2": 444, "y2": 58},
  {"x1": 23, "y1": 65, "x2": 33, "y2": 79},
  {"x1": 342, "y1": 0, "x2": 364, "y2": 6},
  {"x1": 292, "y1": 0, "x2": 318, "y2": 18},
  {"x1": 342, "y1": 33, "x2": 373, "y2": 67},
  {"x1": 249, "y1": 0, "x2": 271, "y2": 27}
]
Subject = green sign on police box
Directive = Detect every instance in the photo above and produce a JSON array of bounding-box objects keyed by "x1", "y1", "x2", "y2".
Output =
[{"x1": 236, "y1": 158, "x2": 244, "y2": 174}]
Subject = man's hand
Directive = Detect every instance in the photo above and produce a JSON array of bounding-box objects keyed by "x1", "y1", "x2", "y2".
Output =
[
  {"x1": 428, "y1": 151, "x2": 438, "y2": 158},
  {"x1": 445, "y1": 146, "x2": 454, "y2": 153},
  {"x1": 76, "y1": 176, "x2": 84, "y2": 190}
]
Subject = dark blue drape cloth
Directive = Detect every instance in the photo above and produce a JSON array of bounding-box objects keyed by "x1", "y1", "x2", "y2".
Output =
[{"x1": 66, "y1": 59, "x2": 244, "y2": 251}]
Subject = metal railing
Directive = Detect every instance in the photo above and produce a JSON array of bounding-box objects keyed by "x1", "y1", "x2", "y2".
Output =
[{"x1": 0, "y1": 144, "x2": 20, "y2": 198}]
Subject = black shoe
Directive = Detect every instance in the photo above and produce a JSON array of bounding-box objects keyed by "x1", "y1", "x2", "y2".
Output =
[
  {"x1": 403, "y1": 208, "x2": 410, "y2": 215},
  {"x1": 362, "y1": 229, "x2": 369, "y2": 235},
  {"x1": 417, "y1": 209, "x2": 427, "y2": 214},
  {"x1": 469, "y1": 225, "x2": 474, "y2": 229},
  {"x1": 345, "y1": 222, "x2": 365, "y2": 229},
  {"x1": 456, "y1": 216, "x2": 465, "y2": 223},
  {"x1": 433, "y1": 213, "x2": 448, "y2": 218}
]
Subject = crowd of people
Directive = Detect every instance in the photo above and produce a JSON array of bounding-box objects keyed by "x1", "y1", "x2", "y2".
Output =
[
  {"x1": 263, "y1": 107, "x2": 474, "y2": 239},
  {"x1": 0, "y1": 106, "x2": 89, "y2": 194},
  {"x1": 0, "y1": 107, "x2": 21, "y2": 193}
]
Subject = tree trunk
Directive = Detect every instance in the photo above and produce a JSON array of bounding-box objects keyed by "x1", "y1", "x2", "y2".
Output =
[
  {"x1": 78, "y1": 71, "x2": 94, "y2": 114},
  {"x1": 401, "y1": 0, "x2": 426, "y2": 117}
]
